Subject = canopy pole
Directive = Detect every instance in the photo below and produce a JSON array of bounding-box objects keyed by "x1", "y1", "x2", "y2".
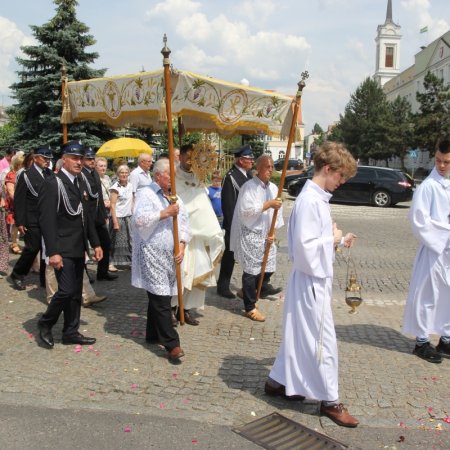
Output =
[
  {"x1": 256, "y1": 72, "x2": 308, "y2": 300},
  {"x1": 61, "y1": 64, "x2": 68, "y2": 144},
  {"x1": 162, "y1": 35, "x2": 185, "y2": 325}
]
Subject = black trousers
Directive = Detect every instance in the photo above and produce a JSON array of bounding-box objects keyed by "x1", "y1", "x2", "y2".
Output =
[
  {"x1": 146, "y1": 292, "x2": 180, "y2": 352},
  {"x1": 95, "y1": 223, "x2": 111, "y2": 276},
  {"x1": 38, "y1": 257, "x2": 84, "y2": 337},
  {"x1": 242, "y1": 271, "x2": 273, "y2": 312},
  {"x1": 217, "y1": 230, "x2": 234, "y2": 289},
  {"x1": 12, "y1": 226, "x2": 45, "y2": 285}
]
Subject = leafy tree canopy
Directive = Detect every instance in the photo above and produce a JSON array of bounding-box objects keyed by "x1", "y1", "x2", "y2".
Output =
[
  {"x1": 414, "y1": 71, "x2": 450, "y2": 154},
  {"x1": 335, "y1": 77, "x2": 391, "y2": 162}
]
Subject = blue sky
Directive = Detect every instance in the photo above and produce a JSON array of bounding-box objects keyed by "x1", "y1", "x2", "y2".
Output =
[{"x1": 0, "y1": 0, "x2": 448, "y2": 134}]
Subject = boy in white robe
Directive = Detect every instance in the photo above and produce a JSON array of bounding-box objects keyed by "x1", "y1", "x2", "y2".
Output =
[
  {"x1": 403, "y1": 139, "x2": 450, "y2": 363},
  {"x1": 266, "y1": 142, "x2": 359, "y2": 428}
]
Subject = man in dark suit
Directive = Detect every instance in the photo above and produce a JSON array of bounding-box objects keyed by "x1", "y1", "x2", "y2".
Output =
[
  {"x1": 216, "y1": 145, "x2": 254, "y2": 298},
  {"x1": 37, "y1": 141, "x2": 102, "y2": 348},
  {"x1": 81, "y1": 147, "x2": 117, "y2": 281},
  {"x1": 10, "y1": 147, "x2": 54, "y2": 290}
]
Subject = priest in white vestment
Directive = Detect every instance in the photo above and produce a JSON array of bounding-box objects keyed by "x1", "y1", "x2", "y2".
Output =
[
  {"x1": 403, "y1": 139, "x2": 450, "y2": 364},
  {"x1": 171, "y1": 144, "x2": 224, "y2": 325},
  {"x1": 132, "y1": 159, "x2": 191, "y2": 362},
  {"x1": 230, "y1": 154, "x2": 283, "y2": 322},
  {"x1": 267, "y1": 142, "x2": 359, "y2": 428}
]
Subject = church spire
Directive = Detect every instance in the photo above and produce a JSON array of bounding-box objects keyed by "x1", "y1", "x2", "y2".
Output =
[{"x1": 386, "y1": 0, "x2": 393, "y2": 23}]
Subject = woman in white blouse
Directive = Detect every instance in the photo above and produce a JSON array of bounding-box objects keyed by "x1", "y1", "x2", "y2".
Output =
[{"x1": 109, "y1": 165, "x2": 133, "y2": 267}]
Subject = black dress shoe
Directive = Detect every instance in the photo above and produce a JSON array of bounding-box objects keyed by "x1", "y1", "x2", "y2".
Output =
[
  {"x1": 413, "y1": 342, "x2": 442, "y2": 363},
  {"x1": 260, "y1": 284, "x2": 282, "y2": 298},
  {"x1": 9, "y1": 274, "x2": 26, "y2": 291},
  {"x1": 38, "y1": 326, "x2": 54, "y2": 348},
  {"x1": 97, "y1": 273, "x2": 118, "y2": 281},
  {"x1": 217, "y1": 287, "x2": 235, "y2": 299},
  {"x1": 62, "y1": 333, "x2": 96, "y2": 345},
  {"x1": 179, "y1": 310, "x2": 199, "y2": 326}
]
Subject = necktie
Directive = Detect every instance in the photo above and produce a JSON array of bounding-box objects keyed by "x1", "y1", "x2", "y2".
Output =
[{"x1": 43, "y1": 168, "x2": 52, "y2": 178}]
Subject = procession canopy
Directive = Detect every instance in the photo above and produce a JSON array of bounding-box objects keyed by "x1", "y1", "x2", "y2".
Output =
[{"x1": 66, "y1": 69, "x2": 294, "y2": 137}]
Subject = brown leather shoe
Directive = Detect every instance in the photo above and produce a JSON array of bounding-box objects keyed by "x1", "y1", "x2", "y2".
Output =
[
  {"x1": 245, "y1": 308, "x2": 265, "y2": 322},
  {"x1": 168, "y1": 346, "x2": 185, "y2": 361},
  {"x1": 264, "y1": 381, "x2": 305, "y2": 401},
  {"x1": 320, "y1": 403, "x2": 359, "y2": 427},
  {"x1": 83, "y1": 295, "x2": 107, "y2": 307},
  {"x1": 181, "y1": 310, "x2": 199, "y2": 326}
]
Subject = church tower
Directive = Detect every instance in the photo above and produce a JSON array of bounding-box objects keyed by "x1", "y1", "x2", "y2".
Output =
[{"x1": 374, "y1": 0, "x2": 401, "y2": 87}]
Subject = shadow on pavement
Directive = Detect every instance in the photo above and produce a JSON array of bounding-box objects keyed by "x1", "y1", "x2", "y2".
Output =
[
  {"x1": 217, "y1": 354, "x2": 320, "y2": 418},
  {"x1": 335, "y1": 323, "x2": 414, "y2": 354}
]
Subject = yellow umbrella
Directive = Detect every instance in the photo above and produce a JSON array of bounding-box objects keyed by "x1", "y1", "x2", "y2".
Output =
[{"x1": 96, "y1": 137, "x2": 153, "y2": 158}]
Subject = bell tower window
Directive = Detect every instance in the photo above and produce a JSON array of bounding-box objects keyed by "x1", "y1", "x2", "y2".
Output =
[{"x1": 385, "y1": 46, "x2": 394, "y2": 68}]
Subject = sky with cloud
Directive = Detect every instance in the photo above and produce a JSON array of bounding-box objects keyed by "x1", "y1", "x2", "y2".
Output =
[{"x1": 0, "y1": 0, "x2": 448, "y2": 134}]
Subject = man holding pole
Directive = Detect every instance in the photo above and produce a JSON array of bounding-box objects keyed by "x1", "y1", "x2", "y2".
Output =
[
  {"x1": 131, "y1": 159, "x2": 191, "y2": 362},
  {"x1": 216, "y1": 145, "x2": 253, "y2": 299},
  {"x1": 230, "y1": 154, "x2": 283, "y2": 321}
]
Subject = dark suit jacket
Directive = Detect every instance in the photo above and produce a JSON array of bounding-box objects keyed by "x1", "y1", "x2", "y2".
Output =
[
  {"x1": 14, "y1": 165, "x2": 52, "y2": 228},
  {"x1": 221, "y1": 165, "x2": 252, "y2": 232},
  {"x1": 38, "y1": 170, "x2": 100, "y2": 258},
  {"x1": 81, "y1": 167, "x2": 108, "y2": 226}
]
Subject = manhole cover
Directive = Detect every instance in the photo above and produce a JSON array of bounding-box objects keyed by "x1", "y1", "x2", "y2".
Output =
[{"x1": 233, "y1": 412, "x2": 347, "y2": 449}]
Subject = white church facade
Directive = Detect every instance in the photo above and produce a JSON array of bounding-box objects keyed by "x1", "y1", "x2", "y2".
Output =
[{"x1": 371, "y1": 0, "x2": 450, "y2": 175}]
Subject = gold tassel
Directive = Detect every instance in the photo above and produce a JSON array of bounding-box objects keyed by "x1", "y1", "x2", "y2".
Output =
[
  {"x1": 159, "y1": 99, "x2": 167, "y2": 122},
  {"x1": 60, "y1": 84, "x2": 73, "y2": 124},
  {"x1": 294, "y1": 126, "x2": 302, "y2": 142}
]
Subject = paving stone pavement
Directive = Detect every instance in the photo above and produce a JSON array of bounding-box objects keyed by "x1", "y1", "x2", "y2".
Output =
[{"x1": 1, "y1": 198, "x2": 449, "y2": 449}]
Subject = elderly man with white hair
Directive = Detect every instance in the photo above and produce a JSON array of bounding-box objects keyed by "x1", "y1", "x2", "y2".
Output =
[
  {"x1": 132, "y1": 159, "x2": 191, "y2": 362},
  {"x1": 130, "y1": 152, "x2": 153, "y2": 198}
]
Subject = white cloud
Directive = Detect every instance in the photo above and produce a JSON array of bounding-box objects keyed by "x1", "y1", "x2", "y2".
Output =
[
  {"x1": 146, "y1": 2, "x2": 311, "y2": 84},
  {"x1": 146, "y1": 0, "x2": 201, "y2": 22},
  {"x1": 238, "y1": 0, "x2": 277, "y2": 26},
  {"x1": 0, "y1": 17, "x2": 33, "y2": 98}
]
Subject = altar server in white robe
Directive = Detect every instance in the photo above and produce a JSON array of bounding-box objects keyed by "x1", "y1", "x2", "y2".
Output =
[
  {"x1": 403, "y1": 139, "x2": 450, "y2": 364},
  {"x1": 171, "y1": 144, "x2": 224, "y2": 326},
  {"x1": 230, "y1": 154, "x2": 284, "y2": 322},
  {"x1": 266, "y1": 142, "x2": 359, "y2": 428}
]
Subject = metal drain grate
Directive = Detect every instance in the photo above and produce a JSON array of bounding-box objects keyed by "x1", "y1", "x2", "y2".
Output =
[{"x1": 233, "y1": 412, "x2": 347, "y2": 450}]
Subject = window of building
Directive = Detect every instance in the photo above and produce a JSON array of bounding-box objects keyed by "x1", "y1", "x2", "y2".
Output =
[{"x1": 385, "y1": 46, "x2": 394, "y2": 68}]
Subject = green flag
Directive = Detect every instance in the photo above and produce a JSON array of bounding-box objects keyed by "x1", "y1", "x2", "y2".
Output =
[{"x1": 420, "y1": 26, "x2": 428, "y2": 33}]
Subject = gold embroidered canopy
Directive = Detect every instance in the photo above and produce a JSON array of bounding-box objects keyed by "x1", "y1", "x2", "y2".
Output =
[{"x1": 65, "y1": 69, "x2": 294, "y2": 137}]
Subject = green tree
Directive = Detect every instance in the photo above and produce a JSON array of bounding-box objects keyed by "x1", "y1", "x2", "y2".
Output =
[
  {"x1": 312, "y1": 123, "x2": 325, "y2": 146},
  {"x1": 242, "y1": 134, "x2": 264, "y2": 158},
  {"x1": 386, "y1": 96, "x2": 414, "y2": 170},
  {"x1": 414, "y1": 71, "x2": 450, "y2": 154},
  {"x1": 333, "y1": 77, "x2": 391, "y2": 163},
  {"x1": 7, "y1": 0, "x2": 115, "y2": 151},
  {"x1": 0, "y1": 113, "x2": 20, "y2": 150}
]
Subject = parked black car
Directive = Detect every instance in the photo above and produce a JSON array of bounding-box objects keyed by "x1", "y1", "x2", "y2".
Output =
[
  {"x1": 284, "y1": 165, "x2": 314, "y2": 188},
  {"x1": 274, "y1": 158, "x2": 302, "y2": 171},
  {"x1": 287, "y1": 166, "x2": 414, "y2": 207}
]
